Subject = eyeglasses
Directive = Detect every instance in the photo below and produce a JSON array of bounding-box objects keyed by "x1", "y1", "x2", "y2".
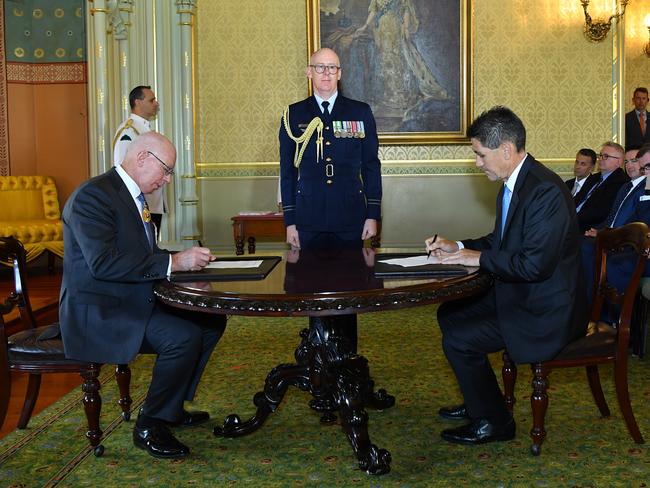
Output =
[
  {"x1": 309, "y1": 64, "x2": 340, "y2": 74},
  {"x1": 597, "y1": 153, "x2": 621, "y2": 161},
  {"x1": 147, "y1": 150, "x2": 174, "y2": 176},
  {"x1": 624, "y1": 158, "x2": 639, "y2": 165}
]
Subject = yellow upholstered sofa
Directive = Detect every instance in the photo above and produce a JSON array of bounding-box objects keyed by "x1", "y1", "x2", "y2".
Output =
[{"x1": 0, "y1": 176, "x2": 64, "y2": 263}]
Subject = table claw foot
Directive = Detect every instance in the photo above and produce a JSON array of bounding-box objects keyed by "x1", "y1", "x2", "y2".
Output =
[
  {"x1": 366, "y1": 388, "x2": 396, "y2": 410},
  {"x1": 358, "y1": 445, "x2": 392, "y2": 475}
]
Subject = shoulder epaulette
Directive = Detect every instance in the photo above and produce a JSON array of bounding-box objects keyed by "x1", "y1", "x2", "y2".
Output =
[{"x1": 112, "y1": 118, "x2": 140, "y2": 148}]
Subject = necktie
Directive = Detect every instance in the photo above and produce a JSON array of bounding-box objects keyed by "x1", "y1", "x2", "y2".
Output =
[
  {"x1": 137, "y1": 193, "x2": 154, "y2": 248},
  {"x1": 501, "y1": 185, "x2": 511, "y2": 235},
  {"x1": 321, "y1": 101, "x2": 330, "y2": 117},
  {"x1": 572, "y1": 180, "x2": 580, "y2": 197},
  {"x1": 575, "y1": 174, "x2": 602, "y2": 213},
  {"x1": 640, "y1": 112, "x2": 646, "y2": 137},
  {"x1": 605, "y1": 181, "x2": 634, "y2": 228}
]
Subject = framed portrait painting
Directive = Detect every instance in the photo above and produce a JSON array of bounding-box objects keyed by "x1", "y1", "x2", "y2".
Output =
[{"x1": 307, "y1": 0, "x2": 473, "y2": 145}]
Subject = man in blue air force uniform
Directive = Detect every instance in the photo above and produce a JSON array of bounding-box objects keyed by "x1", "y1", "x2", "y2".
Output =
[
  {"x1": 279, "y1": 47, "x2": 382, "y2": 353},
  {"x1": 279, "y1": 47, "x2": 382, "y2": 250}
]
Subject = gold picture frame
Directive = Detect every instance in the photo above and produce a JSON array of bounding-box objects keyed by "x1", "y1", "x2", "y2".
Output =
[{"x1": 307, "y1": 0, "x2": 473, "y2": 145}]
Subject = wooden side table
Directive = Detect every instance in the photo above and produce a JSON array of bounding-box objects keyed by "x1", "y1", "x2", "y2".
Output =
[
  {"x1": 231, "y1": 213, "x2": 286, "y2": 255},
  {"x1": 231, "y1": 213, "x2": 382, "y2": 255}
]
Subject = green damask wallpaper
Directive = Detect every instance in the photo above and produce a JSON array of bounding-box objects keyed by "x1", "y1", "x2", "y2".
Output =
[
  {"x1": 195, "y1": 0, "x2": 306, "y2": 165},
  {"x1": 195, "y1": 0, "x2": 621, "y2": 172},
  {"x1": 194, "y1": 0, "x2": 646, "y2": 248}
]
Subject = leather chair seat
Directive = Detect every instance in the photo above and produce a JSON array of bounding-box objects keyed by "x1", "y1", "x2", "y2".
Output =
[
  {"x1": 7, "y1": 323, "x2": 81, "y2": 363},
  {"x1": 554, "y1": 322, "x2": 617, "y2": 360}
]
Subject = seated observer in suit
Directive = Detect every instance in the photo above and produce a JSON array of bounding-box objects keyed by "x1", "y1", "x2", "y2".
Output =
[
  {"x1": 60, "y1": 132, "x2": 227, "y2": 460},
  {"x1": 582, "y1": 144, "x2": 650, "y2": 307},
  {"x1": 565, "y1": 148, "x2": 596, "y2": 197},
  {"x1": 573, "y1": 142, "x2": 629, "y2": 233},
  {"x1": 424, "y1": 106, "x2": 587, "y2": 445}
]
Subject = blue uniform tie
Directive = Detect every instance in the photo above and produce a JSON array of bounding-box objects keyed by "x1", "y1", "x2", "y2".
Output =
[{"x1": 321, "y1": 101, "x2": 330, "y2": 117}]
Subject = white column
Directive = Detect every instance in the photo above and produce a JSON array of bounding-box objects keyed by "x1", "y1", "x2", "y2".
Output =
[
  {"x1": 114, "y1": 1, "x2": 134, "y2": 120},
  {"x1": 86, "y1": 0, "x2": 111, "y2": 175},
  {"x1": 611, "y1": 7, "x2": 625, "y2": 145},
  {"x1": 175, "y1": 0, "x2": 200, "y2": 248}
]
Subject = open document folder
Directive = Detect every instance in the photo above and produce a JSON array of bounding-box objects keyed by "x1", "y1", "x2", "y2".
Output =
[
  {"x1": 170, "y1": 256, "x2": 281, "y2": 282},
  {"x1": 374, "y1": 253, "x2": 468, "y2": 278}
]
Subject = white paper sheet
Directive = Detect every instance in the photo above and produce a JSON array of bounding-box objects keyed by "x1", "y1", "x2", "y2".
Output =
[
  {"x1": 206, "y1": 260, "x2": 263, "y2": 269},
  {"x1": 378, "y1": 255, "x2": 433, "y2": 267}
]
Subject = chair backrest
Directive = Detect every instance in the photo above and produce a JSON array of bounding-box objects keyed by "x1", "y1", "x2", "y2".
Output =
[
  {"x1": 0, "y1": 236, "x2": 37, "y2": 330},
  {"x1": 0, "y1": 176, "x2": 61, "y2": 221},
  {"x1": 591, "y1": 222, "x2": 650, "y2": 354}
]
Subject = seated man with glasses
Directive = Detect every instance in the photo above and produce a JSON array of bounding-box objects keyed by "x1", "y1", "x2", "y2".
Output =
[
  {"x1": 574, "y1": 141, "x2": 629, "y2": 233},
  {"x1": 279, "y1": 47, "x2": 382, "y2": 353},
  {"x1": 61, "y1": 132, "x2": 227, "y2": 460}
]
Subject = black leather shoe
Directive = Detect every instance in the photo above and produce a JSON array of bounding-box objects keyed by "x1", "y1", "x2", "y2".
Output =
[
  {"x1": 175, "y1": 409, "x2": 210, "y2": 427},
  {"x1": 441, "y1": 418, "x2": 515, "y2": 445},
  {"x1": 438, "y1": 404, "x2": 468, "y2": 420},
  {"x1": 133, "y1": 423, "x2": 190, "y2": 459}
]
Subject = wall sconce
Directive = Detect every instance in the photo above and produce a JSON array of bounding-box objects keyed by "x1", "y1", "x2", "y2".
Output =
[
  {"x1": 644, "y1": 14, "x2": 650, "y2": 57},
  {"x1": 580, "y1": 0, "x2": 630, "y2": 42}
]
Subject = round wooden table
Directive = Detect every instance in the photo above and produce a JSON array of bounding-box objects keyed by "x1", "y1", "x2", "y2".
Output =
[{"x1": 155, "y1": 249, "x2": 490, "y2": 475}]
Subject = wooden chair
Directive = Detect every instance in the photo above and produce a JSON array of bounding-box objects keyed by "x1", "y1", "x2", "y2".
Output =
[
  {"x1": 502, "y1": 222, "x2": 649, "y2": 455},
  {"x1": 630, "y1": 277, "x2": 650, "y2": 358},
  {"x1": 0, "y1": 236, "x2": 132, "y2": 456}
]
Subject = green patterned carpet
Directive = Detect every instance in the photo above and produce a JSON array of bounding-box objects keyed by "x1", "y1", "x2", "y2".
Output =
[{"x1": 1, "y1": 304, "x2": 649, "y2": 487}]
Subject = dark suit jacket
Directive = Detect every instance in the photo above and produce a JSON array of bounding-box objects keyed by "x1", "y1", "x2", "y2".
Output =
[
  {"x1": 596, "y1": 178, "x2": 646, "y2": 229},
  {"x1": 625, "y1": 109, "x2": 650, "y2": 150},
  {"x1": 574, "y1": 168, "x2": 629, "y2": 233},
  {"x1": 60, "y1": 168, "x2": 170, "y2": 364},
  {"x1": 279, "y1": 95, "x2": 382, "y2": 233},
  {"x1": 565, "y1": 176, "x2": 595, "y2": 199},
  {"x1": 462, "y1": 155, "x2": 587, "y2": 363}
]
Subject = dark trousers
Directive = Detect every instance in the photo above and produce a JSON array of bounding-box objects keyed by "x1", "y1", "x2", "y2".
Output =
[
  {"x1": 299, "y1": 229, "x2": 362, "y2": 353},
  {"x1": 437, "y1": 289, "x2": 511, "y2": 424},
  {"x1": 139, "y1": 303, "x2": 226, "y2": 423}
]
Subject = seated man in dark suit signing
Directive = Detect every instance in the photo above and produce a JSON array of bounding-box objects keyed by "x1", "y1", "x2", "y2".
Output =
[
  {"x1": 565, "y1": 148, "x2": 596, "y2": 197},
  {"x1": 425, "y1": 107, "x2": 587, "y2": 445},
  {"x1": 574, "y1": 142, "x2": 629, "y2": 233},
  {"x1": 60, "y1": 132, "x2": 226, "y2": 459}
]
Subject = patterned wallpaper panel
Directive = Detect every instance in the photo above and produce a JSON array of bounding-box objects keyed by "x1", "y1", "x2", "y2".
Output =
[
  {"x1": 624, "y1": 2, "x2": 650, "y2": 112},
  {"x1": 4, "y1": 0, "x2": 85, "y2": 63},
  {"x1": 196, "y1": 0, "x2": 625, "y2": 171},
  {"x1": 196, "y1": 0, "x2": 307, "y2": 163}
]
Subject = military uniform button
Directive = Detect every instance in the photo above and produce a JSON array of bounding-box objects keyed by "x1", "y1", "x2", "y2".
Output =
[
  {"x1": 326, "y1": 157, "x2": 332, "y2": 162},
  {"x1": 326, "y1": 179, "x2": 333, "y2": 185},
  {"x1": 325, "y1": 141, "x2": 331, "y2": 146}
]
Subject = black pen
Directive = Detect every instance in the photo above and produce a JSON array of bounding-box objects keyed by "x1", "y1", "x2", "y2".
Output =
[{"x1": 427, "y1": 234, "x2": 438, "y2": 258}]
